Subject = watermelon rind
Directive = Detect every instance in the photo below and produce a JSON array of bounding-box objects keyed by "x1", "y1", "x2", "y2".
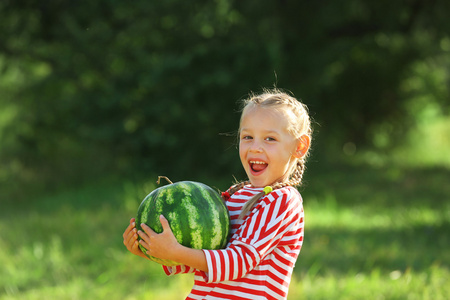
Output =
[{"x1": 135, "y1": 181, "x2": 230, "y2": 266}]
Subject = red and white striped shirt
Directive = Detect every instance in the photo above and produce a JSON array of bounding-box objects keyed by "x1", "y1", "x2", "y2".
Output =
[{"x1": 163, "y1": 185, "x2": 304, "y2": 300}]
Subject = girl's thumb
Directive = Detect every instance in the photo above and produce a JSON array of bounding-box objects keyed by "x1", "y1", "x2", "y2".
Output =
[{"x1": 159, "y1": 215, "x2": 171, "y2": 232}]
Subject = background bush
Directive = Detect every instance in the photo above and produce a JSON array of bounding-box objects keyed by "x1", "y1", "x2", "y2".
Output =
[{"x1": 1, "y1": 0, "x2": 449, "y2": 191}]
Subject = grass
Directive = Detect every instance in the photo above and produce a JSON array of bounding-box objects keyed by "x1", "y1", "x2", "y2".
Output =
[
  {"x1": 294, "y1": 165, "x2": 449, "y2": 299},
  {"x1": 1, "y1": 163, "x2": 448, "y2": 300}
]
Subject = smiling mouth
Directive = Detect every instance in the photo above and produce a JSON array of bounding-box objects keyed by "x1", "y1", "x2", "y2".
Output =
[{"x1": 250, "y1": 160, "x2": 268, "y2": 173}]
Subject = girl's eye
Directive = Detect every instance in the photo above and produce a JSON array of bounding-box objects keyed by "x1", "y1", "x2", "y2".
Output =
[
  {"x1": 265, "y1": 137, "x2": 276, "y2": 142},
  {"x1": 241, "y1": 135, "x2": 253, "y2": 140}
]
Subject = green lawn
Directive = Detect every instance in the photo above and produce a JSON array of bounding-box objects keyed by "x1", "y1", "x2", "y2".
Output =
[{"x1": 1, "y1": 165, "x2": 449, "y2": 299}]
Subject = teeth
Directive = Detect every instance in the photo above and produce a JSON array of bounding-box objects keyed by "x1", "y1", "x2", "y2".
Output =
[{"x1": 250, "y1": 161, "x2": 266, "y2": 165}]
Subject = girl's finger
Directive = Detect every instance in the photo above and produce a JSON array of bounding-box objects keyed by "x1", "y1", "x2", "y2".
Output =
[
  {"x1": 123, "y1": 228, "x2": 132, "y2": 245},
  {"x1": 124, "y1": 225, "x2": 133, "y2": 239},
  {"x1": 139, "y1": 239, "x2": 150, "y2": 252},
  {"x1": 122, "y1": 224, "x2": 132, "y2": 239},
  {"x1": 140, "y1": 223, "x2": 154, "y2": 235},
  {"x1": 132, "y1": 239, "x2": 141, "y2": 251},
  {"x1": 159, "y1": 215, "x2": 171, "y2": 233},
  {"x1": 123, "y1": 219, "x2": 136, "y2": 238},
  {"x1": 125, "y1": 228, "x2": 138, "y2": 246},
  {"x1": 138, "y1": 229, "x2": 150, "y2": 244}
]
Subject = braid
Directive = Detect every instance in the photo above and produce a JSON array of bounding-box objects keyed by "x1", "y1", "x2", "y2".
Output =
[
  {"x1": 227, "y1": 180, "x2": 250, "y2": 196},
  {"x1": 272, "y1": 159, "x2": 306, "y2": 190}
]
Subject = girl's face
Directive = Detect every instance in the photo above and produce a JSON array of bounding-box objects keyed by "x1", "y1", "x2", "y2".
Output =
[{"x1": 239, "y1": 106, "x2": 305, "y2": 188}]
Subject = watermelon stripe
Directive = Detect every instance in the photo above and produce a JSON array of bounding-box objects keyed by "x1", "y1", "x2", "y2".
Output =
[
  {"x1": 194, "y1": 183, "x2": 219, "y2": 249},
  {"x1": 180, "y1": 182, "x2": 203, "y2": 249},
  {"x1": 202, "y1": 183, "x2": 224, "y2": 249}
]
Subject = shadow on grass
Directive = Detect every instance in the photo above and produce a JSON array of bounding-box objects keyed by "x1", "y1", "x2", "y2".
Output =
[
  {"x1": 304, "y1": 163, "x2": 450, "y2": 209},
  {"x1": 296, "y1": 163, "x2": 450, "y2": 278},
  {"x1": 297, "y1": 220, "x2": 450, "y2": 278}
]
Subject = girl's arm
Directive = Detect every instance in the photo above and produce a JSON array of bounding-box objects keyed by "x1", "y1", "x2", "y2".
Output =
[
  {"x1": 138, "y1": 215, "x2": 208, "y2": 272},
  {"x1": 202, "y1": 188, "x2": 304, "y2": 283}
]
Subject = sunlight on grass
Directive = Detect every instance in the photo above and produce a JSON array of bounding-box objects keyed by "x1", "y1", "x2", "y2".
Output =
[
  {"x1": 393, "y1": 116, "x2": 450, "y2": 167},
  {"x1": 305, "y1": 193, "x2": 449, "y2": 230},
  {"x1": 359, "y1": 115, "x2": 450, "y2": 169},
  {"x1": 1, "y1": 166, "x2": 448, "y2": 299},
  {"x1": 0, "y1": 180, "x2": 192, "y2": 300},
  {"x1": 290, "y1": 264, "x2": 449, "y2": 300}
]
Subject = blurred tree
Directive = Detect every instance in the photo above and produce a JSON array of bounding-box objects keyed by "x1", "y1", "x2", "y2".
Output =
[{"x1": 0, "y1": 0, "x2": 448, "y2": 187}]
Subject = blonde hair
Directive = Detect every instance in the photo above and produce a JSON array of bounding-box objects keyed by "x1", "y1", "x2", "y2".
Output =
[{"x1": 226, "y1": 89, "x2": 312, "y2": 219}]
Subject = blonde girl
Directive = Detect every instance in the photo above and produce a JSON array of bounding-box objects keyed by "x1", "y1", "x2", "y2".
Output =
[{"x1": 123, "y1": 88, "x2": 312, "y2": 300}]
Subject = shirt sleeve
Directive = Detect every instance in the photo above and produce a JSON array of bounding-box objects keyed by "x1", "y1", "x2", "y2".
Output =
[
  {"x1": 162, "y1": 264, "x2": 195, "y2": 276},
  {"x1": 202, "y1": 187, "x2": 303, "y2": 283}
]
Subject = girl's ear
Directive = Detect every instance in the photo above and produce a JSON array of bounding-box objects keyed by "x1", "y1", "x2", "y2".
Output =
[{"x1": 293, "y1": 135, "x2": 310, "y2": 158}]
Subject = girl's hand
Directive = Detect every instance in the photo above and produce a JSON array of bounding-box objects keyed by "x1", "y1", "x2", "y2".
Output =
[
  {"x1": 123, "y1": 218, "x2": 148, "y2": 259},
  {"x1": 138, "y1": 215, "x2": 181, "y2": 262},
  {"x1": 126, "y1": 215, "x2": 208, "y2": 271}
]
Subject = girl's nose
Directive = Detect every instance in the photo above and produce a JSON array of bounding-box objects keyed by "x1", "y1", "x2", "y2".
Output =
[{"x1": 249, "y1": 141, "x2": 263, "y2": 153}]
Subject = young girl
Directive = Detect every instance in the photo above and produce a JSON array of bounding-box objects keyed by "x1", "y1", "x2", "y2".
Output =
[{"x1": 123, "y1": 89, "x2": 312, "y2": 300}]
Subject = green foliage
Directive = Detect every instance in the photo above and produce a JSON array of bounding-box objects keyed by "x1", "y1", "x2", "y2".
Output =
[{"x1": 0, "y1": 0, "x2": 449, "y2": 186}]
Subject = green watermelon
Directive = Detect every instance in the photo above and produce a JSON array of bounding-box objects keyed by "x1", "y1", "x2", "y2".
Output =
[{"x1": 135, "y1": 180, "x2": 230, "y2": 266}]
